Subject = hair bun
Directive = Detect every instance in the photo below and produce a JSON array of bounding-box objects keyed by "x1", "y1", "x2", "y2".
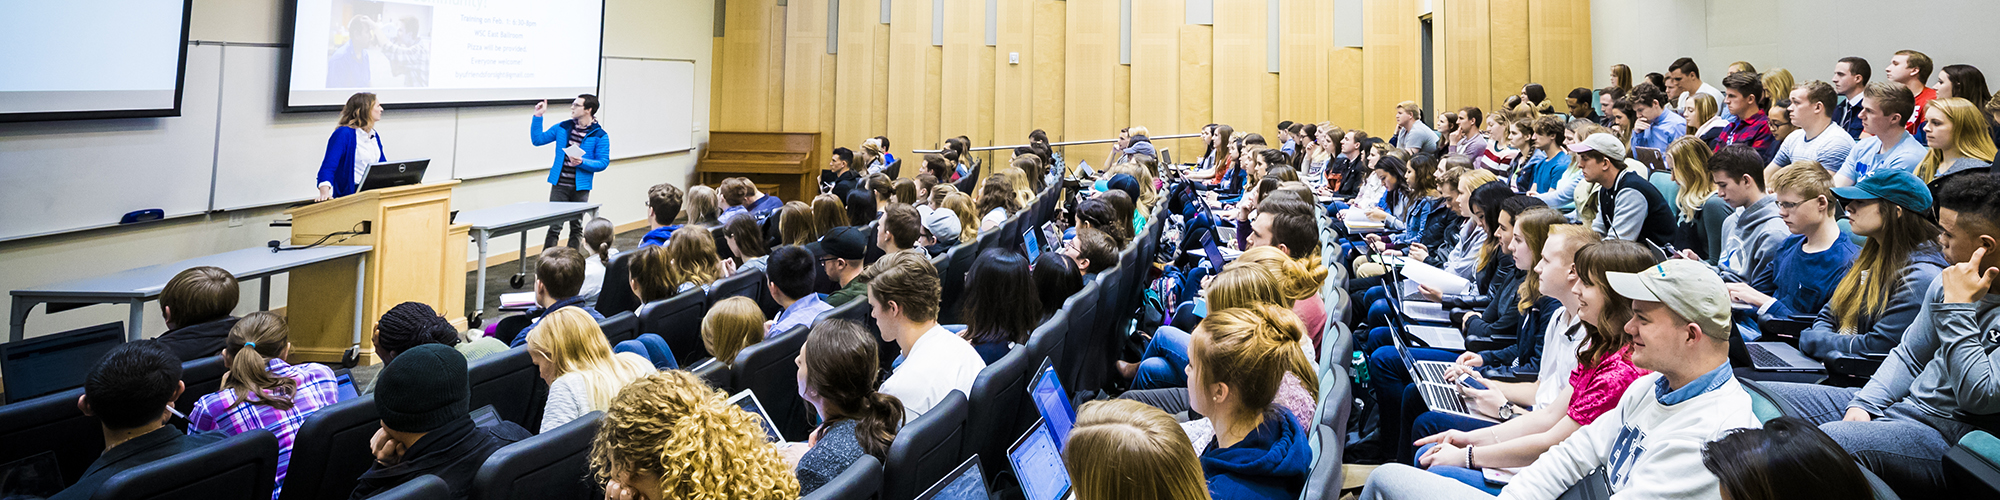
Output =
[{"x1": 1255, "y1": 304, "x2": 1303, "y2": 344}]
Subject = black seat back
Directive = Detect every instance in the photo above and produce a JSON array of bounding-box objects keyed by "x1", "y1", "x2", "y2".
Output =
[
  {"x1": 471, "y1": 412, "x2": 603, "y2": 500},
  {"x1": 92, "y1": 429, "x2": 278, "y2": 500},
  {"x1": 800, "y1": 455, "x2": 883, "y2": 500},
  {"x1": 935, "y1": 242, "x2": 977, "y2": 325},
  {"x1": 1061, "y1": 279, "x2": 1105, "y2": 392},
  {"x1": 277, "y1": 395, "x2": 382, "y2": 500},
  {"x1": 174, "y1": 355, "x2": 226, "y2": 419},
  {"x1": 1025, "y1": 309, "x2": 1069, "y2": 393},
  {"x1": 732, "y1": 325, "x2": 815, "y2": 439},
  {"x1": 593, "y1": 253, "x2": 639, "y2": 317},
  {"x1": 0, "y1": 387, "x2": 100, "y2": 486},
  {"x1": 882, "y1": 390, "x2": 969, "y2": 500},
  {"x1": 467, "y1": 347, "x2": 550, "y2": 432},
  {"x1": 825, "y1": 299, "x2": 894, "y2": 372},
  {"x1": 597, "y1": 312, "x2": 640, "y2": 345},
  {"x1": 639, "y1": 290, "x2": 710, "y2": 365},
  {"x1": 694, "y1": 358, "x2": 735, "y2": 390},
  {"x1": 708, "y1": 269, "x2": 765, "y2": 309},
  {"x1": 365, "y1": 474, "x2": 449, "y2": 500},
  {"x1": 967, "y1": 348, "x2": 1040, "y2": 482}
]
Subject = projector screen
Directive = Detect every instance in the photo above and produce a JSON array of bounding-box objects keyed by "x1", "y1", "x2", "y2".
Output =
[
  {"x1": 285, "y1": 0, "x2": 604, "y2": 111},
  {"x1": 0, "y1": 0, "x2": 192, "y2": 122}
]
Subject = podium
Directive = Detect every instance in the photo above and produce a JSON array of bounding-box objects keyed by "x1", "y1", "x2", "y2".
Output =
[{"x1": 284, "y1": 181, "x2": 468, "y2": 363}]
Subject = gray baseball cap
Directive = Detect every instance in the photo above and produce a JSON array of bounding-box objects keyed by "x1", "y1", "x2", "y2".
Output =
[{"x1": 1606, "y1": 259, "x2": 1731, "y2": 340}]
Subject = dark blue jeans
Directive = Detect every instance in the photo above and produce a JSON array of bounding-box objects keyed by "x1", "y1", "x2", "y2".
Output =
[
  {"x1": 1404, "y1": 409, "x2": 1499, "y2": 465},
  {"x1": 1133, "y1": 326, "x2": 1193, "y2": 389}
]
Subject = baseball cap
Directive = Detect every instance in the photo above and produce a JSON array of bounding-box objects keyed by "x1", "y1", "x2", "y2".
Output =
[
  {"x1": 1832, "y1": 169, "x2": 1933, "y2": 214},
  {"x1": 808, "y1": 226, "x2": 868, "y2": 261},
  {"x1": 922, "y1": 207, "x2": 962, "y2": 243},
  {"x1": 1567, "y1": 133, "x2": 1628, "y2": 163},
  {"x1": 1605, "y1": 260, "x2": 1732, "y2": 340}
]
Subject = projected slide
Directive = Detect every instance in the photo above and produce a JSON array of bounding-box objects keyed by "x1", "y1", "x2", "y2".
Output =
[
  {"x1": 287, "y1": 0, "x2": 604, "y2": 109},
  {"x1": 0, "y1": 0, "x2": 191, "y2": 121}
]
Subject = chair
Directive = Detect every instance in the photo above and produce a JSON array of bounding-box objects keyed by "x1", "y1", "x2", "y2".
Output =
[
  {"x1": 1647, "y1": 170, "x2": 1680, "y2": 221},
  {"x1": 966, "y1": 348, "x2": 1041, "y2": 483},
  {"x1": 1948, "y1": 430, "x2": 2000, "y2": 497},
  {"x1": 593, "y1": 253, "x2": 639, "y2": 318},
  {"x1": 882, "y1": 391, "x2": 969, "y2": 500},
  {"x1": 0, "y1": 387, "x2": 100, "y2": 486},
  {"x1": 174, "y1": 355, "x2": 227, "y2": 418},
  {"x1": 468, "y1": 347, "x2": 550, "y2": 432},
  {"x1": 693, "y1": 358, "x2": 735, "y2": 391},
  {"x1": 708, "y1": 269, "x2": 765, "y2": 309},
  {"x1": 935, "y1": 243, "x2": 977, "y2": 325},
  {"x1": 825, "y1": 298, "x2": 895, "y2": 372},
  {"x1": 639, "y1": 290, "x2": 710, "y2": 366},
  {"x1": 1057, "y1": 282, "x2": 1103, "y2": 394},
  {"x1": 1300, "y1": 424, "x2": 1345, "y2": 500},
  {"x1": 278, "y1": 395, "x2": 381, "y2": 500},
  {"x1": 91, "y1": 429, "x2": 278, "y2": 500},
  {"x1": 471, "y1": 412, "x2": 603, "y2": 500},
  {"x1": 597, "y1": 311, "x2": 640, "y2": 345},
  {"x1": 1024, "y1": 311, "x2": 1069, "y2": 398},
  {"x1": 364, "y1": 475, "x2": 450, "y2": 500},
  {"x1": 732, "y1": 325, "x2": 816, "y2": 440},
  {"x1": 801, "y1": 455, "x2": 883, "y2": 500},
  {"x1": 1737, "y1": 379, "x2": 1792, "y2": 423}
]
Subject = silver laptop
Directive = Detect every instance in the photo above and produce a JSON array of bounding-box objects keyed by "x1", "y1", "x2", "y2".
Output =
[{"x1": 1747, "y1": 342, "x2": 1824, "y2": 372}]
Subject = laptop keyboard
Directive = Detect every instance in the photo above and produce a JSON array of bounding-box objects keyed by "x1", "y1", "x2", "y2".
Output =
[
  {"x1": 1747, "y1": 344, "x2": 1787, "y2": 367},
  {"x1": 1413, "y1": 360, "x2": 1453, "y2": 384},
  {"x1": 1417, "y1": 382, "x2": 1471, "y2": 414}
]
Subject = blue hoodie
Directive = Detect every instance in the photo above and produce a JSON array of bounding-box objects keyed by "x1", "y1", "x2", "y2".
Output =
[
  {"x1": 1202, "y1": 408, "x2": 1311, "y2": 500},
  {"x1": 639, "y1": 225, "x2": 681, "y2": 248}
]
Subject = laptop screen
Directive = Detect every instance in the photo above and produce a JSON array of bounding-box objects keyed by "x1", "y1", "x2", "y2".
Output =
[
  {"x1": 1024, "y1": 229, "x2": 1042, "y2": 263},
  {"x1": 916, "y1": 455, "x2": 991, "y2": 500},
  {"x1": 727, "y1": 389, "x2": 786, "y2": 443},
  {"x1": 1030, "y1": 362, "x2": 1075, "y2": 450},
  {"x1": 2, "y1": 322, "x2": 123, "y2": 403},
  {"x1": 0, "y1": 451, "x2": 63, "y2": 498},
  {"x1": 1007, "y1": 420, "x2": 1072, "y2": 500}
]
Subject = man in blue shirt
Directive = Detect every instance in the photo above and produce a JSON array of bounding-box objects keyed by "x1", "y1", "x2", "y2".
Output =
[
  {"x1": 1629, "y1": 82, "x2": 1689, "y2": 153},
  {"x1": 766, "y1": 245, "x2": 834, "y2": 335},
  {"x1": 639, "y1": 183, "x2": 683, "y2": 248},
  {"x1": 1837, "y1": 82, "x2": 1926, "y2": 187}
]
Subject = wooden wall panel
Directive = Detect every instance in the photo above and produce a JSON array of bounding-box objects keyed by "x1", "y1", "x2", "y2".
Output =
[
  {"x1": 1279, "y1": 0, "x2": 1328, "y2": 127},
  {"x1": 1179, "y1": 24, "x2": 1214, "y2": 158},
  {"x1": 713, "y1": 0, "x2": 785, "y2": 131},
  {"x1": 1032, "y1": 0, "x2": 1065, "y2": 144},
  {"x1": 1133, "y1": 0, "x2": 1183, "y2": 156},
  {"x1": 835, "y1": 0, "x2": 883, "y2": 150},
  {"x1": 1487, "y1": 0, "x2": 1529, "y2": 114},
  {"x1": 1212, "y1": 0, "x2": 1269, "y2": 134},
  {"x1": 1440, "y1": 0, "x2": 1492, "y2": 113},
  {"x1": 887, "y1": 0, "x2": 934, "y2": 163},
  {"x1": 942, "y1": 0, "x2": 985, "y2": 144},
  {"x1": 1529, "y1": 0, "x2": 1592, "y2": 106},
  {"x1": 782, "y1": 0, "x2": 833, "y2": 170},
  {"x1": 1064, "y1": 0, "x2": 1117, "y2": 162},
  {"x1": 995, "y1": 0, "x2": 1033, "y2": 152},
  {"x1": 1361, "y1": 0, "x2": 1416, "y2": 134},
  {"x1": 1329, "y1": 47, "x2": 1363, "y2": 127}
]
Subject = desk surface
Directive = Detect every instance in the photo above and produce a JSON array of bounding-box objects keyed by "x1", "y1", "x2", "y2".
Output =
[
  {"x1": 456, "y1": 202, "x2": 602, "y2": 231},
  {"x1": 12, "y1": 246, "x2": 371, "y2": 300}
]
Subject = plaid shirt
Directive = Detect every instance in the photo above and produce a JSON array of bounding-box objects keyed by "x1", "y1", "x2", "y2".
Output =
[
  {"x1": 186, "y1": 359, "x2": 342, "y2": 500},
  {"x1": 1714, "y1": 110, "x2": 1779, "y2": 161}
]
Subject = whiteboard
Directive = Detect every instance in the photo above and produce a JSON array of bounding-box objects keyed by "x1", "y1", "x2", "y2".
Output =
[
  {"x1": 0, "y1": 44, "x2": 221, "y2": 241},
  {"x1": 597, "y1": 58, "x2": 695, "y2": 159}
]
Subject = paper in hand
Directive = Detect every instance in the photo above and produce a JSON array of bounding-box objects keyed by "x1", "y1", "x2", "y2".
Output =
[{"x1": 564, "y1": 144, "x2": 586, "y2": 159}]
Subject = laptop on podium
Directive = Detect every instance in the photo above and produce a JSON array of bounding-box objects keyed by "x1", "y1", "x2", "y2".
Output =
[{"x1": 358, "y1": 158, "x2": 431, "y2": 192}]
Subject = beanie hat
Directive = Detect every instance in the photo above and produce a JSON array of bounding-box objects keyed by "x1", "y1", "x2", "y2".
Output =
[
  {"x1": 376, "y1": 302, "x2": 460, "y2": 353},
  {"x1": 376, "y1": 344, "x2": 470, "y2": 433}
]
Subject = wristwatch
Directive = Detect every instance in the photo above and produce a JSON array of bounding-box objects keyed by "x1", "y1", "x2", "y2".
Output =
[{"x1": 1498, "y1": 402, "x2": 1522, "y2": 420}]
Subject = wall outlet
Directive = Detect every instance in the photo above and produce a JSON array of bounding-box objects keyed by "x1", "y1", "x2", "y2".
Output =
[
  {"x1": 1009, "y1": 52, "x2": 1019, "y2": 64},
  {"x1": 228, "y1": 211, "x2": 245, "y2": 227}
]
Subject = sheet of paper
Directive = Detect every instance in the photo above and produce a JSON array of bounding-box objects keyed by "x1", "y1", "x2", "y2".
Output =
[
  {"x1": 1409, "y1": 325, "x2": 1466, "y2": 350},
  {"x1": 500, "y1": 292, "x2": 536, "y2": 308},
  {"x1": 564, "y1": 144, "x2": 586, "y2": 159},
  {"x1": 1400, "y1": 259, "x2": 1471, "y2": 295},
  {"x1": 1402, "y1": 301, "x2": 1451, "y2": 323}
]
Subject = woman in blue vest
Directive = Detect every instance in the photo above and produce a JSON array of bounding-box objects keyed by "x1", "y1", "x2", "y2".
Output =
[{"x1": 315, "y1": 93, "x2": 386, "y2": 201}]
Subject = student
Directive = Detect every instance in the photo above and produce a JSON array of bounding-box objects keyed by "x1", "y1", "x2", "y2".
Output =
[
  {"x1": 1065, "y1": 400, "x2": 1213, "y2": 500},
  {"x1": 1609, "y1": 64, "x2": 1634, "y2": 96},
  {"x1": 1666, "y1": 136, "x2": 1734, "y2": 262},
  {"x1": 1833, "y1": 57, "x2": 1873, "y2": 140},
  {"x1": 720, "y1": 212, "x2": 771, "y2": 275},
  {"x1": 1726, "y1": 164, "x2": 1861, "y2": 330},
  {"x1": 154, "y1": 266, "x2": 241, "y2": 361},
  {"x1": 941, "y1": 192, "x2": 981, "y2": 242},
  {"x1": 845, "y1": 189, "x2": 879, "y2": 228},
  {"x1": 1668, "y1": 57, "x2": 1730, "y2": 121},
  {"x1": 1395, "y1": 101, "x2": 1442, "y2": 156},
  {"x1": 315, "y1": 93, "x2": 386, "y2": 201},
  {"x1": 1760, "y1": 173, "x2": 2000, "y2": 496},
  {"x1": 871, "y1": 251, "x2": 985, "y2": 422},
  {"x1": 577, "y1": 218, "x2": 617, "y2": 308},
  {"x1": 49, "y1": 341, "x2": 225, "y2": 500},
  {"x1": 526, "y1": 307, "x2": 654, "y2": 433},
  {"x1": 1767, "y1": 81, "x2": 1858, "y2": 180},
  {"x1": 1358, "y1": 162, "x2": 1467, "y2": 281},
  {"x1": 761, "y1": 246, "x2": 833, "y2": 336},
  {"x1": 1886, "y1": 50, "x2": 1937, "y2": 143},
  {"x1": 1691, "y1": 93, "x2": 1728, "y2": 140},
  {"x1": 1934, "y1": 64, "x2": 1999, "y2": 147},
  {"x1": 690, "y1": 296, "x2": 765, "y2": 372},
  {"x1": 1034, "y1": 253, "x2": 1085, "y2": 318},
  {"x1": 1606, "y1": 97, "x2": 1637, "y2": 145},
  {"x1": 184, "y1": 312, "x2": 340, "y2": 498},
  {"x1": 1837, "y1": 82, "x2": 1927, "y2": 187},
  {"x1": 1567, "y1": 87, "x2": 1601, "y2": 124},
  {"x1": 351, "y1": 345, "x2": 531, "y2": 499},
  {"x1": 1188, "y1": 304, "x2": 1313, "y2": 499},
  {"x1": 814, "y1": 227, "x2": 871, "y2": 307},
  {"x1": 719, "y1": 176, "x2": 784, "y2": 220},
  {"x1": 1452, "y1": 108, "x2": 1488, "y2": 159},
  {"x1": 684, "y1": 185, "x2": 724, "y2": 231},
  {"x1": 824, "y1": 147, "x2": 862, "y2": 201},
  {"x1": 1064, "y1": 226, "x2": 1119, "y2": 281},
  {"x1": 1700, "y1": 417, "x2": 1875, "y2": 500},
  {"x1": 529, "y1": 95, "x2": 610, "y2": 250},
  {"x1": 1916, "y1": 97, "x2": 1997, "y2": 185},
  {"x1": 957, "y1": 248, "x2": 1041, "y2": 364},
  {"x1": 1795, "y1": 170, "x2": 1945, "y2": 361},
  {"x1": 790, "y1": 320, "x2": 905, "y2": 495},
  {"x1": 507, "y1": 247, "x2": 601, "y2": 347},
  {"x1": 918, "y1": 206, "x2": 962, "y2": 256},
  {"x1": 1711, "y1": 145, "x2": 1791, "y2": 279},
  {"x1": 1715, "y1": 72, "x2": 1781, "y2": 162},
  {"x1": 1578, "y1": 133, "x2": 1675, "y2": 246},
  {"x1": 877, "y1": 202, "x2": 923, "y2": 256},
  {"x1": 1125, "y1": 263, "x2": 1286, "y2": 390},
  {"x1": 639, "y1": 183, "x2": 684, "y2": 248},
  {"x1": 625, "y1": 244, "x2": 676, "y2": 306},
  {"x1": 358, "y1": 302, "x2": 503, "y2": 395},
  {"x1": 1628, "y1": 82, "x2": 1689, "y2": 153},
  {"x1": 1525, "y1": 116, "x2": 1574, "y2": 203},
  {"x1": 664, "y1": 225, "x2": 724, "y2": 294},
  {"x1": 593, "y1": 371, "x2": 800, "y2": 500}
]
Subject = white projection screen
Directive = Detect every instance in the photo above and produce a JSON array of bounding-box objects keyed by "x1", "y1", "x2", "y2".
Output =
[
  {"x1": 285, "y1": 0, "x2": 604, "y2": 111},
  {"x1": 0, "y1": 0, "x2": 194, "y2": 122}
]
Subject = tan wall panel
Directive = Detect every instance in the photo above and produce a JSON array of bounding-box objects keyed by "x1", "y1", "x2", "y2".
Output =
[
  {"x1": 1180, "y1": 25, "x2": 1214, "y2": 159},
  {"x1": 1279, "y1": 0, "x2": 1328, "y2": 127},
  {"x1": 978, "y1": 45, "x2": 996, "y2": 163},
  {"x1": 782, "y1": 0, "x2": 833, "y2": 170},
  {"x1": 995, "y1": 0, "x2": 1033, "y2": 151},
  {"x1": 1329, "y1": 47, "x2": 1363, "y2": 128},
  {"x1": 1032, "y1": 0, "x2": 1066, "y2": 144},
  {"x1": 1133, "y1": 0, "x2": 1183, "y2": 154},
  {"x1": 1213, "y1": 0, "x2": 1269, "y2": 133},
  {"x1": 1064, "y1": 0, "x2": 1117, "y2": 162},
  {"x1": 714, "y1": 0, "x2": 783, "y2": 131},
  {"x1": 1488, "y1": 0, "x2": 1529, "y2": 114},
  {"x1": 1440, "y1": 0, "x2": 1492, "y2": 113},
  {"x1": 887, "y1": 0, "x2": 933, "y2": 162},
  {"x1": 836, "y1": 0, "x2": 883, "y2": 149},
  {"x1": 942, "y1": 0, "x2": 985, "y2": 142},
  {"x1": 875, "y1": 25, "x2": 892, "y2": 143},
  {"x1": 1529, "y1": 0, "x2": 1592, "y2": 104},
  {"x1": 1362, "y1": 0, "x2": 1416, "y2": 134}
]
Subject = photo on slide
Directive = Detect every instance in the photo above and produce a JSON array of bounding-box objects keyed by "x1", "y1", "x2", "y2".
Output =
[{"x1": 326, "y1": 0, "x2": 433, "y2": 89}]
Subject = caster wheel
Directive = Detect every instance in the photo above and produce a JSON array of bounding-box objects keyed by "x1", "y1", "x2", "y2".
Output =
[{"x1": 509, "y1": 274, "x2": 527, "y2": 289}]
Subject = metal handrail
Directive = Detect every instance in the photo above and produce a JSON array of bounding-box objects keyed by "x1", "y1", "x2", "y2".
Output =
[{"x1": 911, "y1": 132, "x2": 1200, "y2": 154}]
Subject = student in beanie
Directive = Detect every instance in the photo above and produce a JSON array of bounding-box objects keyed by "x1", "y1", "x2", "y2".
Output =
[{"x1": 351, "y1": 345, "x2": 530, "y2": 500}]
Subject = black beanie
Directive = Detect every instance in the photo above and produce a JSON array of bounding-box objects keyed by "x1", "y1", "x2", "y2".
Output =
[
  {"x1": 377, "y1": 302, "x2": 459, "y2": 354},
  {"x1": 376, "y1": 344, "x2": 469, "y2": 433}
]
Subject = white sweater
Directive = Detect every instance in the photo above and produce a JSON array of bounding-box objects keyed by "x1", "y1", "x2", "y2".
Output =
[{"x1": 1498, "y1": 371, "x2": 1761, "y2": 500}]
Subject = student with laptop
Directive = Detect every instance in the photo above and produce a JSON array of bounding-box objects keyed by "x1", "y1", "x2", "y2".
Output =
[
  {"x1": 1064, "y1": 400, "x2": 1212, "y2": 500},
  {"x1": 1363, "y1": 259, "x2": 1763, "y2": 499},
  {"x1": 1188, "y1": 304, "x2": 1313, "y2": 499},
  {"x1": 789, "y1": 319, "x2": 905, "y2": 495},
  {"x1": 48, "y1": 340, "x2": 226, "y2": 500},
  {"x1": 314, "y1": 92, "x2": 386, "y2": 202},
  {"x1": 871, "y1": 251, "x2": 986, "y2": 423},
  {"x1": 154, "y1": 266, "x2": 242, "y2": 362},
  {"x1": 1725, "y1": 163, "x2": 1860, "y2": 330},
  {"x1": 593, "y1": 370, "x2": 801, "y2": 500},
  {"x1": 184, "y1": 312, "x2": 342, "y2": 499},
  {"x1": 1794, "y1": 170, "x2": 1945, "y2": 363}
]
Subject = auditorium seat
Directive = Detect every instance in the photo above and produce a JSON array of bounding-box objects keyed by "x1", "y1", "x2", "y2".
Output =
[
  {"x1": 1737, "y1": 379, "x2": 1791, "y2": 423},
  {"x1": 638, "y1": 290, "x2": 710, "y2": 366},
  {"x1": 693, "y1": 357, "x2": 734, "y2": 390},
  {"x1": 731, "y1": 324, "x2": 814, "y2": 440},
  {"x1": 0, "y1": 387, "x2": 100, "y2": 486},
  {"x1": 468, "y1": 347, "x2": 550, "y2": 432},
  {"x1": 1300, "y1": 424, "x2": 1344, "y2": 500},
  {"x1": 597, "y1": 311, "x2": 640, "y2": 346},
  {"x1": 174, "y1": 355, "x2": 226, "y2": 423},
  {"x1": 1057, "y1": 281, "x2": 1102, "y2": 395},
  {"x1": 882, "y1": 390, "x2": 968, "y2": 500},
  {"x1": 708, "y1": 269, "x2": 765, "y2": 309},
  {"x1": 800, "y1": 455, "x2": 882, "y2": 500},
  {"x1": 593, "y1": 253, "x2": 639, "y2": 318},
  {"x1": 471, "y1": 412, "x2": 603, "y2": 500},
  {"x1": 824, "y1": 297, "x2": 894, "y2": 372},
  {"x1": 1023, "y1": 311, "x2": 1069, "y2": 400},
  {"x1": 364, "y1": 475, "x2": 450, "y2": 500},
  {"x1": 1948, "y1": 431, "x2": 2000, "y2": 497},
  {"x1": 278, "y1": 395, "x2": 381, "y2": 500},
  {"x1": 966, "y1": 348, "x2": 1040, "y2": 484},
  {"x1": 935, "y1": 242, "x2": 976, "y2": 325},
  {"x1": 92, "y1": 429, "x2": 278, "y2": 500}
]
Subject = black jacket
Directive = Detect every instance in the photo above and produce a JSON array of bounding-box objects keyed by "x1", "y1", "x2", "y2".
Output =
[
  {"x1": 155, "y1": 316, "x2": 240, "y2": 362},
  {"x1": 349, "y1": 417, "x2": 531, "y2": 500}
]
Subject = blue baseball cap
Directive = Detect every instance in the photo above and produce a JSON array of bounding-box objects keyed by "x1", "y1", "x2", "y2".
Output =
[{"x1": 1832, "y1": 169, "x2": 1932, "y2": 213}]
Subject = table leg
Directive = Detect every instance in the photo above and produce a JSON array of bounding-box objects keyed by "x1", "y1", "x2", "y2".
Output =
[
  {"x1": 353, "y1": 253, "x2": 367, "y2": 345},
  {"x1": 475, "y1": 231, "x2": 489, "y2": 321},
  {"x1": 516, "y1": 233, "x2": 527, "y2": 277},
  {"x1": 127, "y1": 301, "x2": 145, "y2": 342},
  {"x1": 10, "y1": 297, "x2": 33, "y2": 342},
  {"x1": 260, "y1": 278, "x2": 272, "y2": 311}
]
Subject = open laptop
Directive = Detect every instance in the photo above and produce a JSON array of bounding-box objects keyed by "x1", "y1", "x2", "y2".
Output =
[
  {"x1": 358, "y1": 158, "x2": 431, "y2": 192},
  {"x1": 727, "y1": 389, "x2": 787, "y2": 443},
  {"x1": 1746, "y1": 341, "x2": 1823, "y2": 372},
  {"x1": 917, "y1": 455, "x2": 992, "y2": 500},
  {"x1": 0, "y1": 452, "x2": 63, "y2": 498},
  {"x1": 1008, "y1": 419, "x2": 1073, "y2": 500},
  {"x1": 1384, "y1": 277, "x2": 1465, "y2": 350},
  {"x1": 1029, "y1": 359, "x2": 1076, "y2": 450},
  {"x1": 1387, "y1": 327, "x2": 1495, "y2": 423},
  {"x1": 2, "y1": 322, "x2": 123, "y2": 404},
  {"x1": 1024, "y1": 228, "x2": 1043, "y2": 263}
]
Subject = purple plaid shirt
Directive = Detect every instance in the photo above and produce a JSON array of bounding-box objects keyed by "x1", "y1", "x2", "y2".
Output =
[
  {"x1": 1714, "y1": 110, "x2": 1780, "y2": 162},
  {"x1": 186, "y1": 359, "x2": 342, "y2": 500}
]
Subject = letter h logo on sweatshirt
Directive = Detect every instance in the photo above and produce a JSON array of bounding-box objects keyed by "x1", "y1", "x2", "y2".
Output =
[{"x1": 1605, "y1": 427, "x2": 1648, "y2": 487}]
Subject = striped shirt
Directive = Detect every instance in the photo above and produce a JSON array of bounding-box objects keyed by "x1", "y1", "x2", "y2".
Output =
[{"x1": 186, "y1": 359, "x2": 342, "y2": 500}]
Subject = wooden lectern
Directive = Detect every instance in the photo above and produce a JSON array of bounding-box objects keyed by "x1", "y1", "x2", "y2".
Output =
[{"x1": 284, "y1": 181, "x2": 468, "y2": 363}]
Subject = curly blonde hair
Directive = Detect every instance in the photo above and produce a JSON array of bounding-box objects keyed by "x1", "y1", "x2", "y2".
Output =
[{"x1": 590, "y1": 371, "x2": 800, "y2": 500}]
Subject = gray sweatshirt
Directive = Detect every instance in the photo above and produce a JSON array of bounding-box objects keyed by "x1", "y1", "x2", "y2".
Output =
[
  {"x1": 1848, "y1": 279, "x2": 2000, "y2": 430},
  {"x1": 1799, "y1": 248, "x2": 1948, "y2": 360},
  {"x1": 1717, "y1": 195, "x2": 1789, "y2": 279}
]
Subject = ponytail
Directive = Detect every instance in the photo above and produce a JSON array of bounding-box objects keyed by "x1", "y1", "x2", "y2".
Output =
[
  {"x1": 803, "y1": 320, "x2": 906, "y2": 459},
  {"x1": 583, "y1": 217, "x2": 616, "y2": 266},
  {"x1": 851, "y1": 392, "x2": 906, "y2": 458},
  {"x1": 222, "y1": 312, "x2": 298, "y2": 410}
]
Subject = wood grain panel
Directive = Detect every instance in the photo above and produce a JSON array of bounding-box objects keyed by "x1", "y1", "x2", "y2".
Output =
[
  {"x1": 782, "y1": 0, "x2": 833, "y2": 170},
  {"x1": 888, "y1": 0, "x2": 933, "y2": 161},
  {"x1": 1529, "y1": 0, "x2": 1591, "y2": 103},
  {"x1": 714, "y1": 0, "x2": 784, "y2": 131},
  {"x1": 977, "y1": 45, "x2": 996, "y2": 166},
  {"x1": 995, "y1": 0, "x2": 1033, "y2": 151},
  {"x1": 1361, "y1": 0, "x2": 1416, "y2": 134},
  {"x1": 1440, "y1": 0, "x2": 1492, "y2": 113},
  {"x1": 836, "y1": 0, "x2": 883, "y2": 150},
  {"x1": 1278, "y1": 0, "x2": 1328, "y2": 127},
  {"x1": 1132, "y1": 0, "x2": 1182, "y2": 153},
  {"x1": 1179, "y1": 24, "x2": 1214, "y2": 157},
  {"x1": 1064, "y1": 0, "x2": 1117, "y2": 162},
  {"x1": 1329, "y1": 47, "x2": 1363, "y2": 128},
  {"x1": 1032, "y1": 0, "x2": 1065, "y2": 143},
  {"x1": 1212, "y1": 0, "x2": 1268, "y2": 133},
  {"x1": 942, "y1": 0, "x2": 985, "y2": 143},
  {"x1": 1487, "y1": 0, "x2": 1529, "y2": 114}
]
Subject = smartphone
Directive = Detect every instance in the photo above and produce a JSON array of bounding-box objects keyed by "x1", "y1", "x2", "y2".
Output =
[{"x1": 1455, "y1": 373, "x2": 1489, "y2": 391}]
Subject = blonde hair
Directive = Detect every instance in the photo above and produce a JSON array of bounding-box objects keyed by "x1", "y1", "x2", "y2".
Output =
[
  {"x1": 1456, "y1": 169, "x2": 1499, "y2": 193},
  {"x1": 1204, "y1": 265, "x2": 1288, "y2": 313},
  {"x1": 999, "y1": 167, "x2": 1035, "y2": 206},
  {"x1": 665, "y1": 225, "x2": 722, "y2": 289},
  {"x1": 941, "y1": 192, "x2": 980, "y2": 238},
  {"x1": 589, "y1": 371, "x2": 800, "y2": 500},
  {"x1": 1667, "y1": 136, "x2": 1716, "y2": 222},
  {"x1": 1064, "y1": 400, "x2": 1212, "y2": 500},
  {"x1": 1761, "y1": 69, "x2": 1795, "y2": 106},
  {"x1": 683, "y1": 186, "x2": 722, "y2": 226},
  {"x1": 1109, "y1": 162, "x2": 1160, "y2": 206},
  {"x1": 700, "y1": 297, "x2": 766, "y2": 368},
  {"x1": 1512, "y1": 208, "x2": 1567, "y2": 311},
  {"x1": 1193, "y1": 304, "x2": 1319, "y2": 420},
  {"x1": 1691, "y1": 94, "x2": 1720, "y2": 130},
  {"x1": 1770, "y1": 162, "x2": 1836, "y2": 215},
  {"x1": 1916, "y1": 97, "x2": 1998, "y2": 181},
  {"x1": 1229, "y1": 245, "x2": 1326, "y2": 303},
  {"x1": 528, "y1": 307, "x2": 655, "y2": 414}
]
